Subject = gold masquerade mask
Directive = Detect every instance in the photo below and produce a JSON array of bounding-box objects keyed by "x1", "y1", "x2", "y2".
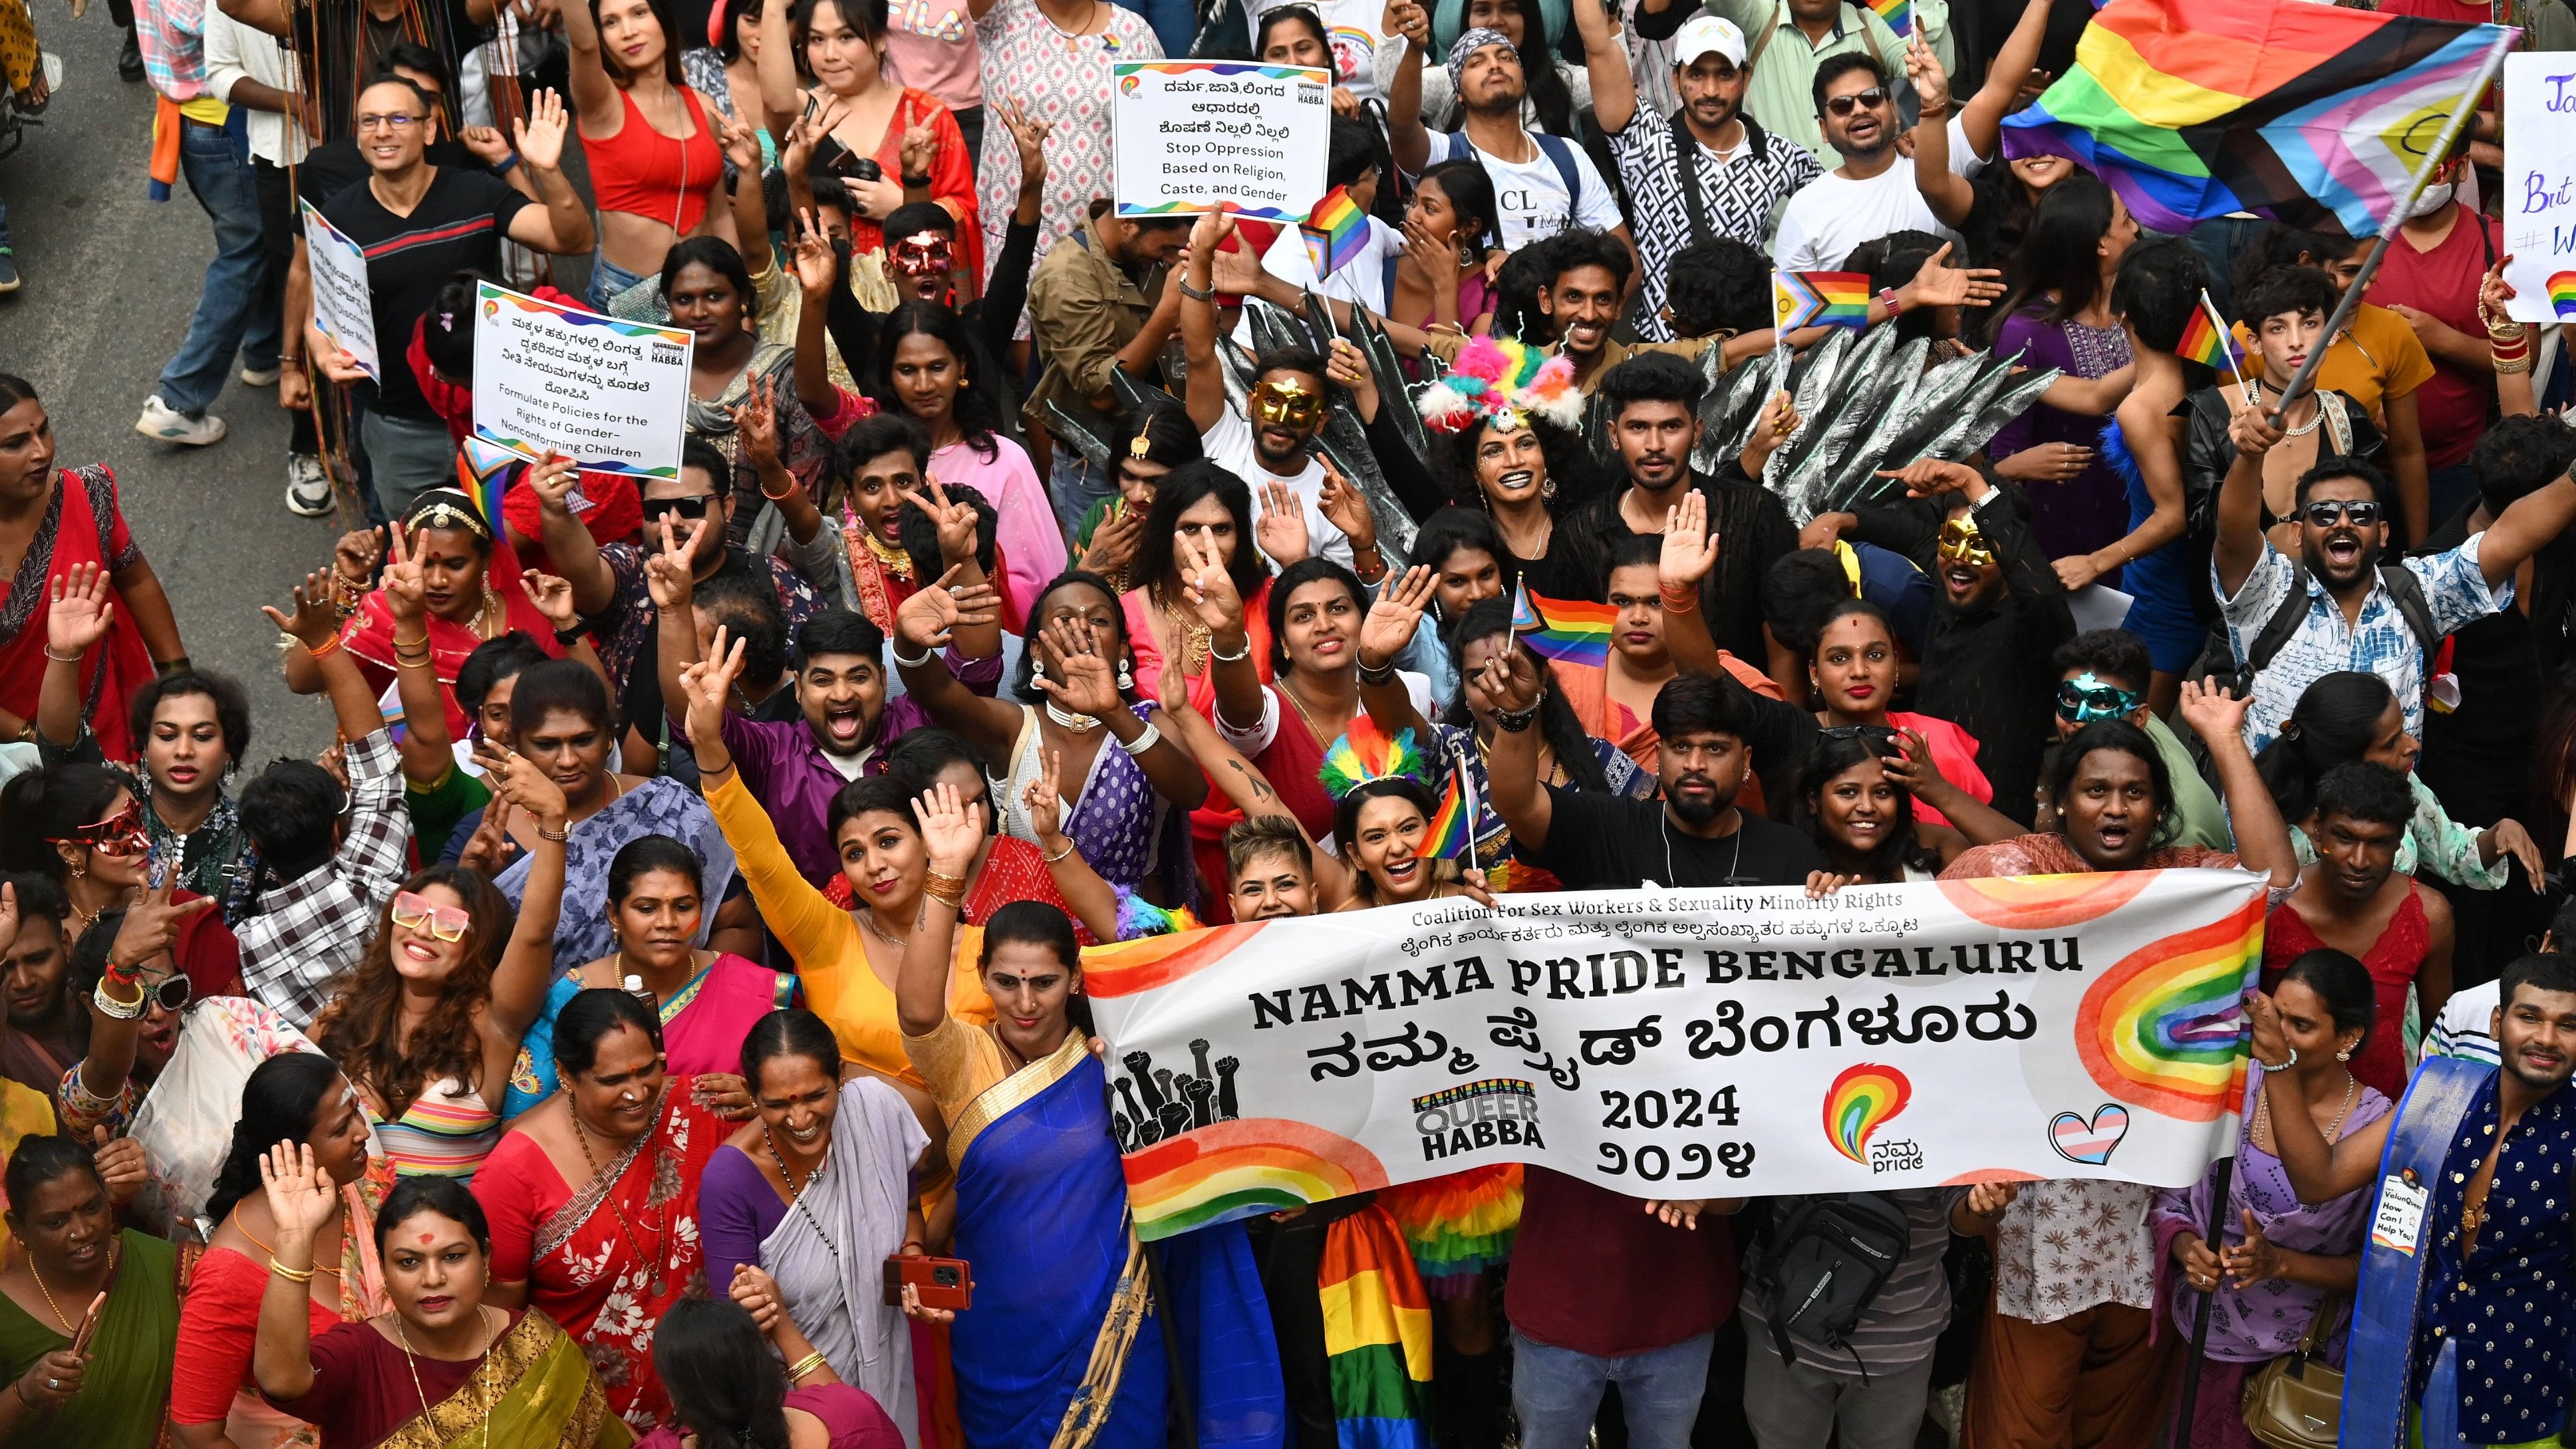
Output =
[
  {"x1": 1250, "y1": 378, "x2": 1324, "y2": 430},
  {"x1": 1935, "y1": 517, "x2": 1995, "y2": 569}
]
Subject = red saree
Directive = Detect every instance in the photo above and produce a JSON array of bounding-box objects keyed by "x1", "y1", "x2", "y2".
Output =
[
  {"x1": 0, "y1": 466, "x2": 158, "y2": 759},
  {"x1": 335, "y1": 539, "x2": 563, "y2": 740},
  {"x1": 473, "y1": 1080, "x2": 728, "y2": 1434}
]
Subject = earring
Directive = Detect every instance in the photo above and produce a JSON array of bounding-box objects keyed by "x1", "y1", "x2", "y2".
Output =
[
  {"x1": 1541, "y1": 477, "x2": 1557, "y2": 503},
  {"x1": 2337, "y1": 1046, "x2": 2353, "y2": 1061},
  {"x1": 1116, "y1": 659, "x2": 1134, "y2": 691},
  {"x1": 1032, "y1": 657, "x2": 1046, "y2": 682}
]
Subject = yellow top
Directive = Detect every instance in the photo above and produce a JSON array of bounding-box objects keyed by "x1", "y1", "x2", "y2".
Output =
[
  {"x1": 0, "y1": 1079, "x2": 56, "y2": 1259},
  {"x1": 702, "y1": 771, "x2": 992, "y2": 1091},
  {"x1": 2233, "y1": 303, "x2": 2434, "y2": 427}
]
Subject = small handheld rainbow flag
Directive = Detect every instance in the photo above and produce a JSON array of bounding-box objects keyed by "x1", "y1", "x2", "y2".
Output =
[
  {"x1": 1866, "y1": 0, "x2": 1910, "y2": 39},
  {"x1": 1302, "y1": 186, "x2": 1369, "y2": 278},
  {"x1": 1421, "y1": 766, "x2": 1473, "y2": 862},
  {"x1": 1510, "y1": 581, "x2": 1614, "y2": 668},
  {"x1": 2173, "y1": 289, "x2": 2243, "y2": 376},
  {"x1": 1773, "y1": 270, "x2": 1874, "y2": 332},
  {"x1": 455, "y1": 435, "x2": 521, "y2": 531}
]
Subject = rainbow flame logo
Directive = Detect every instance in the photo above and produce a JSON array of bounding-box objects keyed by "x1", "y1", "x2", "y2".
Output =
[
  {"x1": 2073, "y1": 895, "x2": 2265, "y2": 1121},
  {"x1": 1119, "y1": 72, "x2": 1142, "y2": 96},
  {"x1": 482, "y1": 299, "x2": 500, "y2": 321},
  {"x1": 1822, "y1": 1063, "x2": 1912, "y2": 1165},
  {"x1": 2548, "y1": 271, "x2": 2576, "y2": 321}
]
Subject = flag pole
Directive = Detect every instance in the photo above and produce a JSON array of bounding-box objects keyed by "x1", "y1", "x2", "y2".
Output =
[
  {"x1": 2198, "y1": 289, "x2": 2243, "y2": 381},
  {"x1": 2269, "y1": 30, "x2": 2516, "y2": 427}
]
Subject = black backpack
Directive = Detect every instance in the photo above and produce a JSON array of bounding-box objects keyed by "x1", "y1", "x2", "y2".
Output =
[
  {"x1": 2185, "y1": 559, "x2": 2440, "y2": 698},
  {"x1": 1755, "y1": 1193, "x2": 1914, "y2": 1374}
]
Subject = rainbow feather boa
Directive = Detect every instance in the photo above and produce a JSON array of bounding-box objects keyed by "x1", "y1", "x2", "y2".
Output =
[{"x1": 1418, "y1": 336, "x2": 1584, "y2": 435}]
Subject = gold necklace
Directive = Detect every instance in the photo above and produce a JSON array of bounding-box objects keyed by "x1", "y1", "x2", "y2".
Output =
[
  {"x1": 571, "y1": 1101, "x2": 671, "y2": 1298},
  {"x1": 394, "y1": 1303, "x2": 496, "y2": 1449},
  {"x1": 861, "y1": 907, "x2": 907, "y2": 949},
  {"x1": 1156, "y1": 590, "x2": 1211, "y2": 676},
  {"x1": 25, "y1": 1243, "x2": 105, "y2": 1335},
  {"x1": 863, "y1": 529, "x2": 915, "y2": 580}
]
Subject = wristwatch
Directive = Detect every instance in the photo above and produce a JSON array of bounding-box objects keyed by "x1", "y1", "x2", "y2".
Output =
[{"x1": 1878, "y1": 287, "x2": 1904, "y2": 318}]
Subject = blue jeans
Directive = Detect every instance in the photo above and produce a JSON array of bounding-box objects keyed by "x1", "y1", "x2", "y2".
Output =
[
  {"x1": 155, "y1": 113, "x2": 281, "y2": 416},
  {"x1": 0, "y1": 190, "x2": 11, "y2": 249},
  {"x1": 1511, "y1": 1328, "x2": 1713, "y2": 1449},
  {"x1": 587, "y1": 251, "x2": 649, "y2": 311},
  {"x1": 1048, "y1": 439, "x2": 1115, "y2": 541},
  {"x1": 1111, "y1": 0, "x2": 1200, "y2": 56}
]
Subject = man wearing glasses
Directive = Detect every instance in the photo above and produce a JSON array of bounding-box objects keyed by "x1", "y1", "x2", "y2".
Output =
[
  {"x1": 305, "y1": 73, "x2": 592, "y2": 520},
  {"x1": 1769, "y1": 54, "x2": 1958, "y2": 273},
  {"x1": 2214, "y1": 368, "x2": 2576, "y2": 754}
]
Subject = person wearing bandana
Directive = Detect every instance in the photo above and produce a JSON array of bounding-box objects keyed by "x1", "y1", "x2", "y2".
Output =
[
  {"x1": 1807, "y1": 460, "x2": 2071, "y2": 825},
  {"x1": 2046, "y1": 628, "x2": 2229, "y2": 849}
]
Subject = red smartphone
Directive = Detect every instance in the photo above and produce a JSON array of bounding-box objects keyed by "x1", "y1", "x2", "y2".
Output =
[
  {"x1": 882, "y1": 1253, "x2": 973, "y2": 1312},
  {"x1": 67, "y1": 1291, "x2": 106, "y2": 1357}
]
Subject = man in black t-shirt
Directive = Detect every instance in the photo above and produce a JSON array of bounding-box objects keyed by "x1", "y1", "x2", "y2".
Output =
[
  {"x1": 1479, "y1": 665, "x2": 1825, "y2": 889},
  {"x1": 307, "y1": 75, "x2": 592, "y2": 519}
]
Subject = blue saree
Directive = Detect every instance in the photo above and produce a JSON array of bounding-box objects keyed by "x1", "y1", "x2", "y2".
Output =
[{"x1": 949, "y1": 1036, "x2": 1286, "y2": 1449}]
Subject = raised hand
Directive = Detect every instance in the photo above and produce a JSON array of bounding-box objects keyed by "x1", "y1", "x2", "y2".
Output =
[
  {"x1": 1904, "y1": 27, "x2": 1949, "y2": 110},
  {"x1": 899, "y1": 110, "x2": 938, "y2": 182},
  {"x1": 1875, "y1": 458, "x2": 1984, "y2": 499},
  {"x1": 792, "y1": 209, "x2": 838, "y2": 302},
  {"x1": 1023, "y1": 748, "x2": 1069, "y2": 842},
  {"x1": 513, "y1": 88, "x2": 570, "y2": 172},
  {"x1": 1033, "y1": 617, "x2": 1123, "y2": 720},
  {"x1": 0, "y1": 880, "x2": 17, "y2": 960},
  {"x1": 1176, "y1": 533, "x2": 1246, "y2": 634},
  {"x1": 1902, "y1": 242, "x2": 2005, "y2": 312},
  {"x1": 1316, "y1": 460, "x2": 1377, "y2": 553},
  {"x1": 735, "y1": 374, "x2": 784, "y2": 473},
  {"x1": 2480, "y1": 253, "x2": 2519, "y2": 332},
  {"x1": 2228, "y1": 392, "x2": 2284, "y2": 458},
  {"x1": 259, "y1": 1138, "x2": 341, "y2": 1240},
  {"x1": 455, "y1": 797, "x2": 521, "y2": 876},
  {"x1": 333, "y1": 526, "x2": 384, "y2": 588},
  {"x1": 912, "y1": 779, "x2": 986, "y2": 874},
  {"x1": 996, "y1": 98, "x2": 1050, "y2": 189},
  {"x1": 46, "y1": 562, "x2": 117, "y2": 658},
  {"x1": 720, "y1": 112, "x2": 764, "y2": 175},
  {"x1": 643, "y1": 515, "x2": 700, "y2": 613},
  {"x1": 457, "y1": 123, "x2": 513, "y2": 166},
  {"x1": 1658, "y1": 489, "x2": 1721, "y2": 591},
  {"x1": 474, "y1": 738, "x2": 570, "y2": 827},
  {"x1": 92, "y1": 1126, "x2": 146, "y2": 1206},
  {"x1": 380, "y1": 521, "x2": 428, "y2": 624},
  {"x1": 679, "y1": 628, "x2": 749, "y2": 747},
  {"x1": 1359, "y1": 565, "x2": 1433, "y2": 668},
  {"x1": 106, "y1": 874, "x2": 214, "y2": 985},
  {"x1": 525, "y1": 451, "x2": 581, "y2": 516},
  {"x1": 1463, "y1": 640, "x2": 1542, "y2": 720},
  {"x1": 520, "y1": 571, "x2": 579, "y2": 632},
  {"x1": 2175, "y1": 676, "x2": 2251, "y2": 747},
  {"x1": 895, "y1": 565, "x2": 998, "y2": 651},
  {"x1": 262, "y1": 567, "x2": 345, "y2": 652},
  {"x1": 909, "y1": 477, "x2": 981, "y2": 567},
  {"x1": 1878, "y1": 727, "x2": 1955, "y2": 801},
  {"x1": 1325, "y1": 339, "x2": 1378, "y2": 423},
  {"x1": 1254, "y1": 480, "x2": 1312, "y2": 567}
]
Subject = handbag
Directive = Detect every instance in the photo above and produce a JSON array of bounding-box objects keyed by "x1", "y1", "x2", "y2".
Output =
[{"x1": 2240, "y1": 1293, "x2": 2347, "y2": 1449}]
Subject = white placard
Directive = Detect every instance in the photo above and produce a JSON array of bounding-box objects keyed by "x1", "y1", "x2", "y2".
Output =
[
  {"x1": 2502, "y1": 52, "x2": 2576, "y2": 325},
  {"x1": 468, "y1": 282, "x2": 692, "y2": 481},
  {"x1": 300, "y1": 200, "x2": 381, "y2": 383},
  {"x1": 1113, "y1": 60, "x2": 1332, "y2": 221}
]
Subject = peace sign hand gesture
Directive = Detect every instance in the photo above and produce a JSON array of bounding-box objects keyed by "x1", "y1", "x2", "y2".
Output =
[
  {"x1": 679, "y1": 627, "x2": 750, "y2": 749},
  {"x1": 378, "y1": 520, "x2": 428, "y2": 626}
]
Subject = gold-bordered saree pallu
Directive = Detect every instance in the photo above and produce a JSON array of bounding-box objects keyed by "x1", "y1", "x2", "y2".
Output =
[{"x1": 378, "y1": 1309, "x2": 635, "y2": 1449}]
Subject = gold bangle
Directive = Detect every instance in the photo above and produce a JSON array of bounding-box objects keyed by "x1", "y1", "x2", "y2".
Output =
[
  {"x1": 269, "y1": 1257, "x2": 317, "y2": 1283},
  {"x1": 922, "y1": 872, "x2": 968, "y2": 909},
  {"x1": 787, "y1": 1351, "x2": 829, "y2": 1381}
]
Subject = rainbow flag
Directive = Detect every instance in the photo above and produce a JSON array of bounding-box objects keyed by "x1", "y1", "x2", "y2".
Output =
[
  {"x1": 1773, "y1": 270, "x2": 1873, "y2": 332},
  {"x1": 2546, "y1": 270, "x2": 2576, "y2": 321},
  {"x1": 1317, "y1": 1207, "x2": 1434, "y2": 1449},
  {"x1": 1867, "y1": 0, "x2": 1910, "y2": 39},
  {"x1": 1510, "y1": 581, "x2": 1613, "y2": 668},
  {"x1": 1999, "y1": 0, "x2": 2516, "y2": 237},
  {"x1": 455, "y1": 436, "x2": 519, "y2": 531},
  {"x1": 2174, "y1": 289, "x2": 2244, "y2": 374},
  {"x1": 1302, "y1": 186, "x2": 1370, "y2": 278},
  {"x1": 1421, "y1": 767, "x2": 1473, "y2": 862}
]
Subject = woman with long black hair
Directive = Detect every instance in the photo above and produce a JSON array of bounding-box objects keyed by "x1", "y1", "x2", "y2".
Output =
[{"x1": 644, "y1": 1296, "x2": 905, "y2": 1448}]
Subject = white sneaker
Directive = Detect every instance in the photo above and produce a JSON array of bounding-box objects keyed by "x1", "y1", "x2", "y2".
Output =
[
  {"x1": 134, "y1": 395, "x2": 227, "y2": 447},
  {"x1": 239, "y1": 361, "x2": 281, "y2": 387},
  {"x1": 285, "y1": 454, "x2": 331, "y2": 517}
]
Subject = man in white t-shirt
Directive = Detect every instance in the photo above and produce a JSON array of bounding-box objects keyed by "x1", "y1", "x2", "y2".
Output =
[
  {"x1": 1771, "y1": 53, "x2": 1961, "y2": 271},
  {"x1": 1385, "y1": 15, "x2": 1634, "y2": 257}
]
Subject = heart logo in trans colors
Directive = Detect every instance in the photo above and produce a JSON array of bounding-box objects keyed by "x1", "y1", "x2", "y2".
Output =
[{"x1": 2049, "y1": 1104, "x2": 2130, "y2": 1166}]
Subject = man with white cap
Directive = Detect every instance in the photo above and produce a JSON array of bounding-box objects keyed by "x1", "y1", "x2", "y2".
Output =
[
  {"x1": 1578, "y1": 0, "x2": 1817, "y2": 340},
  {"x1": 1385, "y1": 0, "x2": 1633, "y2": 257}
]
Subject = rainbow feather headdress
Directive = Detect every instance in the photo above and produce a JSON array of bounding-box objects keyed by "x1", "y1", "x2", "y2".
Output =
[
  {"x1": 1417, "y1": 336, "x2": 1583, "y2": 436},
  {"x1": 1318, "y1": 716, "x2": 1433, "y2": 800}
]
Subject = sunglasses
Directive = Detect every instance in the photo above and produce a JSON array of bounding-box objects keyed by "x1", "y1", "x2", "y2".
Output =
[
  {"x1": 2057, "y1": 682, "x2": 2143, "y2": 725},
  {"x1": 2299, "y1": 499, "x2": 2382, "y2": 528},
  {"x1": 640, "y1": 495, "x2": 717, "y2": 522},
  {"x1": 52, "y1": 801, "x2": 148, "y2": 855},
  {"x1": 1824, "y1": 86, "x2": 1889, "y2": 116},
  {"x1": 140, "y1": 974, "x2": 191, "y2": 1013},
  {"x1": 392, "y1": 891, "x2": 473, "y2": 942}
]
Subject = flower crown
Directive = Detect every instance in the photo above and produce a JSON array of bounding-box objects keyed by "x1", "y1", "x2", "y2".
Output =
[{"x1": 1417, "y1": 336, "x2": 1584, "y2": 436}]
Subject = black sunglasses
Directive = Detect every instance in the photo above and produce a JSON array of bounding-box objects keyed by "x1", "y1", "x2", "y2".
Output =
[
  {"x1": 2299, "y1": 499, "x2": 2382, "y2": 528},
  {"x1": 641, "y1": 495, "x2": 718, "y2": 521},
  {"x1": 1825, "y1": 86, "x2": 1889, "y2": 116}
]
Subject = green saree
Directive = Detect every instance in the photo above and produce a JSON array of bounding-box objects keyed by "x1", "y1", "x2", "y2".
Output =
[
  {"x1": 376, "y1": 1308, "x2": 634, "y2": 1449},
  {"x1": 0, "y1": 1229, "x2": 178, "y2": 1449}
]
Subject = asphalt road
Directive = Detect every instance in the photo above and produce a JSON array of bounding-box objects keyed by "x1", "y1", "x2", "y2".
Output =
[{"x1": 6, "y1": 8, "x2": 378, "y2": 763}]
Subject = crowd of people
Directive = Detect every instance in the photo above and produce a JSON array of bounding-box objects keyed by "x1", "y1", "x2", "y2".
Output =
[{"x1": 0, "y1": 0, "x2": 2574, "y2": 1444}]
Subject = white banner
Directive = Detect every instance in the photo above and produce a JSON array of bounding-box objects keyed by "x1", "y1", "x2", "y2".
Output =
[
  {"x1": 468, "y1": 281, "x2": 692, "y2": 481},
  {"x1": 1083, "y1": 871, "x2": 2266, "y2": 1239},
  {"x1": 1112, "y1": 60, "x2": 1332, "y2": 222},
  {"x1": 2503, "y1": 52, "x2": 2576, "y2": 325},
  {"x1": 301, "y1": 200, "x2": 382, "y2": 384}
]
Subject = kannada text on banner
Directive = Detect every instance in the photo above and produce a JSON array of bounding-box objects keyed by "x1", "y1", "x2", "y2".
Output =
[
  {"x1": 1111, "y1": 60, "x2": 1331, "y2": 221},
  {"x1": 469, "y1": 281, "x2": 692, "y2": 481},
  {"x1": 1083, "y1": 870, "x2": 2267, "y2": 1241}
]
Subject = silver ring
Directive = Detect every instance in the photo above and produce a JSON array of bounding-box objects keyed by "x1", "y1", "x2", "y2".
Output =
[{"x1": 47, "y1": 1378, "x2": 60, "y2": 1389}]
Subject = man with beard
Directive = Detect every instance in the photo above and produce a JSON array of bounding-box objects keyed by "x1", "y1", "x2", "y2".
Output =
[
  {"x1": 1385, "y1": 17, "x2": 1631, "y2": 256},
  {"x1": 1806, "y1": 458, "x2": 2073, "y2": 824},
  {"x1": 2255, "y1": 950, "x2": 2576, "y2": 1449},
  {"x1": 1579, "y1": 0, "x2": 1818, "y2": 343},
  {"x1": 1562, "y1": 352, "x2": 1800, "y2": 681},
  {"x1": 2215, "y1": 390, "x2": 2576, "y2": 754},
  {"x1": 1772, "y1": 55, "x2": 1957, "y2": 272}
]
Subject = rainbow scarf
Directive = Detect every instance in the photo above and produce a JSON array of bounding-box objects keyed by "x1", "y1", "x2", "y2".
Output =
[
  {"x1": 1510, "y1": 581, "x2": 1613, "y2": 668},
  {"x1": 1319, "y1": 1206, "x2": 1435, "y2": 1449},
  {"x1": 1998, "y1": 0, "x2": 2514, "y2": 237}
]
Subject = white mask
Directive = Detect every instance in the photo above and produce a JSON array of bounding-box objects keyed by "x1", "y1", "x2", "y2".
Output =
[{"x1": 2406, "y1": 182, "x2": 2455, "y2": 220}]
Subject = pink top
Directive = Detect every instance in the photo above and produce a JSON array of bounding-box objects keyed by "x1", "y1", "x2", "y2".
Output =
[
  {"x1": 931, "y1": 436, "x2": 1066, "y2": 629},
  {"x1": 885, "y1": 0, "x2": 982, "y2": 110},
  {"x1": 636, "y1": 1383, "x2": 908, "y2": 1449},
  {"x1": 1885, "y1": 710, "x2": 1993, "y2": 831}
]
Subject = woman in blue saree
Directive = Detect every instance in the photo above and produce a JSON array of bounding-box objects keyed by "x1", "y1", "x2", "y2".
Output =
[{"x1": 889, "y1": 777, "x2": 1286, "y2": 1449}]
